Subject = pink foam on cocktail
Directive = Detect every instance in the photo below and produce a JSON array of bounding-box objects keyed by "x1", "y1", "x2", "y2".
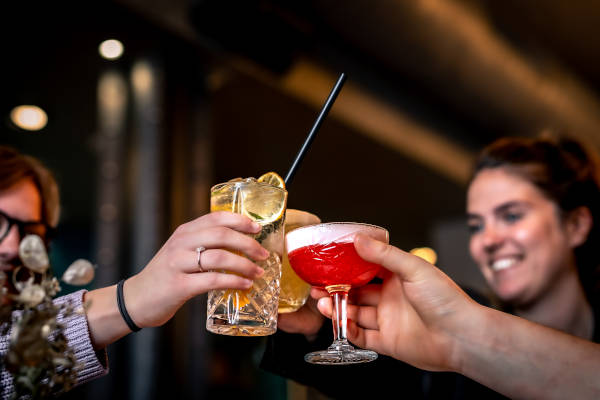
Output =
[{"x1": 286, "y1": 222, "x2": 389, "y2": 252}]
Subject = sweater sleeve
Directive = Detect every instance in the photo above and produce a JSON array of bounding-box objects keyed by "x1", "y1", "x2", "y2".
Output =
[
  {"x1": 0, "y1": 290, "x2": 109, "y2": 398},
  {"x1": 55, "y1": 289, "x2": 109, "y2": 385}
]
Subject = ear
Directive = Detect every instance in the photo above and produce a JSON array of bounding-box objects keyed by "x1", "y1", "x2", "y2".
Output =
[{"x1": 565, "y1": 206, "x2": 593, "y2": 248}]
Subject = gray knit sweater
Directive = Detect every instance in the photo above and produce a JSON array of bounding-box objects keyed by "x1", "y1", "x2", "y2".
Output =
[{"x1": 0, "y1": 290, "x2": 109, "y2": 398}]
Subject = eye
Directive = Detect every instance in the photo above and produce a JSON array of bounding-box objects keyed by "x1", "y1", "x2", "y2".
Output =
[
  {"x1": 503, "y1": 211, "x2": 523, "y2": 224},
  {"x1": 467, "y1": 221, "x2": 483, "y2": 235}
]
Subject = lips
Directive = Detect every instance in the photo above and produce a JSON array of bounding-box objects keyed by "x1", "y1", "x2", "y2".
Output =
[{"x1": 489, "y1": 256, "x2": 522, "y2": 272}]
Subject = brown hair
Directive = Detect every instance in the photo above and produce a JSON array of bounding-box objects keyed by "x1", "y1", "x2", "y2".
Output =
[
  {"x1": 0, "y1": 146, "x2": 60, "y2": 228},
  {"x1": 470, "y1": 133, "x2": 600, "y2": 303}
]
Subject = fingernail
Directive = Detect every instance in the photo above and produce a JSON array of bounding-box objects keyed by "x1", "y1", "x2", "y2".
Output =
[
  {"x1": 317, "y1": 297, "x2": 328, "y2": 308},
  {"x1": 255, "y1": 268, "x2": 264, "y2": 277},
  {"x1": 261, "y1": 248, "x2": 270, "y2": 258},
  {"x1": 252, "y1": 222, "x2": 261, "y2": 231},
  {"x1": 356, "y1": 234, "x2": 376, "y2": 249},
  {"x1": 242, "y1": 278, "x2": 253, "y2": 288}
]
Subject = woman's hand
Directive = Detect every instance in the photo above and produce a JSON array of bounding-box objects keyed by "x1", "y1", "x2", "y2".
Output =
[
  {"x1": 277, "y1": 294, "x2": 326, "y2": 341},
  {"x1": 86, "y1": 211, "x2": 269, "y2": 348},
  {"x1": 125, "y1": 211, "x2": 268, "y2": 328}
]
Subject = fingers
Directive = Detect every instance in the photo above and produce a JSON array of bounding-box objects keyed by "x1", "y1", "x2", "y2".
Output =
[
  {"x1": 317, "y1": 297, "x2": 332, "y2": 317},
  {"x1": 347, "y1": 321, "x2": 382, "y2": 355},
  {"x1": 277, "y1": 298, "x2": 326, "y2": 336},
  {"x1": 177, "y1": 225, "x2": 269, "y2": 261},
  {"x1": 185, "y1": 271, "x2": 253, "y2": 295},
  {"x1": 354, "y1": 234, "x2": 429, "y2": 282},
  {"x1": 182, "y1": 211, "x2": 262, "y2": 235},
  {"x1": 310, "y1": 287, "x2": 328, "y2": 299},
  {"x1": 192, "y1": 249, "x2": 264, "y2": 278},
  {"x1": 316, "y1": 297, "x2": 379, "y2": 331},
  {"x1": 350, "y1": 284, "x2": 381, "y2": 306}
]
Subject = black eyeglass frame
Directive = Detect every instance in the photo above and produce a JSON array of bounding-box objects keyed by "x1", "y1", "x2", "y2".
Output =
[{"x1": 0, "y1": 210, "x2": 54, "y2": 244}]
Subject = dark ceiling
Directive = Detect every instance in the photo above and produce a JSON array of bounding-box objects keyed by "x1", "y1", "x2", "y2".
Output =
[{"x1": 113, "y1": 0, "x2": 600, "y2": 151}]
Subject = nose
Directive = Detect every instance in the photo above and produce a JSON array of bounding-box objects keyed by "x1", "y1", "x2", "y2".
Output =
[{"x1": 480, "y1": 224, "x2": 504, "y2": 254}]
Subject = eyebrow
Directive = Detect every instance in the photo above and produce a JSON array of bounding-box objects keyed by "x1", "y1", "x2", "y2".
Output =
[{"x1": 466, "y1": 200, "x2": 526, "y2": 220}]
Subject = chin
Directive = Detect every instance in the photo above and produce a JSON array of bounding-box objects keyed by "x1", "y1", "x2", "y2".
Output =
[
  {"x1": 492, "y1": 278, "x2": 524, "y2": 299},
  {"x1": 496, "y1": 286, "x2": 535, "y2": 308}
]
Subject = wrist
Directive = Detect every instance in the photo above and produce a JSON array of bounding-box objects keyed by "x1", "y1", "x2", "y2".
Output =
[
  {"x1": 84, "y1": 285, "x2": 131, "y2": 350},
  {"x1": 118, "y1": 279, "x2": 142, "y2": 332},
  {"x1": 445, "y1": 301, "x2": 490, "y2": 374},
  {"x1": 122, "y1": 274, "x2": 146, "y2": 329}
]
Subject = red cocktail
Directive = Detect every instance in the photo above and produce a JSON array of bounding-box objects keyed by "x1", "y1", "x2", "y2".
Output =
[
  {"x1": 288, "y1": 242, "x2": 381, "y2": 288},
  {"x1": 285, "y1": 222, "x2": 389, "y2": 365}
]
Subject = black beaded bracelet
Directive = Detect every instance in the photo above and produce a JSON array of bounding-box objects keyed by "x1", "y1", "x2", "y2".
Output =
[{"x1": 117, "y1": 279, "x2": 141, "y2": 332}]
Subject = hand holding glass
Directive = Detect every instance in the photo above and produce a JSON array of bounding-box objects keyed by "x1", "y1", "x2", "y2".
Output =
[
  {"x1": 206, "y1": 178, "x2": 287, "y2": 336},
  {"x1": 278, "y1": 209, "x2": 321, "y2": 313},
  {"x1": 285, "y1": 222, "x2": 389, "y2": 364}
]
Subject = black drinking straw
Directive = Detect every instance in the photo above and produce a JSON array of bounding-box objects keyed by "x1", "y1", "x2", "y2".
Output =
[{"x1": 284, "y1": 72, "x2": 347, "y2": 187}]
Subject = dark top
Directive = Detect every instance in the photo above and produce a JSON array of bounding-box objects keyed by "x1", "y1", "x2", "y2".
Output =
[{"x1": 260, "y1": 288, "x2": 600, "y2": 399}]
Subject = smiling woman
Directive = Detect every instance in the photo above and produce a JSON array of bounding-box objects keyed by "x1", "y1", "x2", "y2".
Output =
[
  {"x1": 260, "y1": 132, "x2": 600, "y2": 399},
  {"x1": 466, "y1": 134, "x2": 600, "y2": 337}
]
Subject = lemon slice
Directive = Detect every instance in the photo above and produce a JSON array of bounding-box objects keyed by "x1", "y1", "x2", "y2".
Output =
[
  {"x1": 243, "y1": 172, "x2": 286, "y2": 224},
  {"x1": 258, "y1": 171, "x2": 286, "y2": 189}
]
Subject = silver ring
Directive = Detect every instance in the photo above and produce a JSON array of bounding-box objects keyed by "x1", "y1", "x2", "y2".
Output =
[{"x1": 196, "y1": 246, "x2": 206, "y2": 272}]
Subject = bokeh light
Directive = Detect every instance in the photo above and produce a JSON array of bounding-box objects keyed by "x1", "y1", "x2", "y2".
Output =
[
  {"x1": 410, "y1": 247, "x2": 438, "y2": 265},
  {"x1": 10, "y1": 105, "x2": 48, "y2": 131},
  {"x1": 99, "y1": 39, "x2": 124, "y2": 60}
]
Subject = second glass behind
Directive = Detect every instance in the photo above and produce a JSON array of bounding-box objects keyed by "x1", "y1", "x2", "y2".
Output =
[
  {"x1": 278, "y1": 209, "x2": 321, "y2": 313},
  {"x1": 206, "y1": 178, "x2": 287, "y2": 336}
]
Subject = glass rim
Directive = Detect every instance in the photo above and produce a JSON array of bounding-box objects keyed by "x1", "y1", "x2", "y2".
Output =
[
  {"x1": 211, "y1": 180, "x2": 287, "y2": 194},
  {"x1": 287, "y1": 221, "x2": 388, "y2": 236}
]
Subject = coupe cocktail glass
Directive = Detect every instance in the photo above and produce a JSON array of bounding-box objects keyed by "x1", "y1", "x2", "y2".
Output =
[
  {"x1": 278, "y1": 209, "x2": 321, "y2": 313},
  {"x1": 286, "y1": 222, "x2": 389, "y2": 364}
]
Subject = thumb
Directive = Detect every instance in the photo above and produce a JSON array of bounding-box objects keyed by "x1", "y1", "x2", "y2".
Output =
[
  {"x1": 317, "y1": 297, "x2": 332, "y2": 318},
  {"x1": 354, "y1": 234, "x2": 427, "y2": 283}
]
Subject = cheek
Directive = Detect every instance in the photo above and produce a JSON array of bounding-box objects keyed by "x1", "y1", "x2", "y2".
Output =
[
  {"x1": 468, "y1": 237, "x2": 486, "y2": 268},
  {"x1": 513, "y1": 219, "x2": 567, "y2": 274},
  {"x1": 513, "y1": 225, "x2": 537, "y2": 244},
  {"x1": 513, "y1": 218, "x2": 560, "y2": 251}
]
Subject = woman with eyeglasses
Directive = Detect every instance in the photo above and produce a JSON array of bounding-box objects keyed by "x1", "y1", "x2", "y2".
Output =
[{"x1": 0, "y1": 146, "x2": 269, "y2": 397}]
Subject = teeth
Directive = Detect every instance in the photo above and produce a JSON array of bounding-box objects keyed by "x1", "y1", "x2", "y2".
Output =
[{"x1": 491, "y1": 258, "x2": 517, "y2": 271}]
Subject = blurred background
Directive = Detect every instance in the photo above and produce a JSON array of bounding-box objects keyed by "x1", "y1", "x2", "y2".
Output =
[{"x1": 2, "y1": 0, "x2": 600, "y2": 398}]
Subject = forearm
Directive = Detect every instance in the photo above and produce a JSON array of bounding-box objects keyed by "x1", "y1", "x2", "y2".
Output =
[
  {"x1": 453, "y1": 304, "x2": 600, "y2": 399},
  {"x1": 84, "y1": 284, "x2": 132, "y2": 350}
]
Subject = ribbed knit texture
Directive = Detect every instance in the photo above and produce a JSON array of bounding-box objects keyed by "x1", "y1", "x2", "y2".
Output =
[{"x1": 0, "y1": 290, "x2": 109, "y2": 398}]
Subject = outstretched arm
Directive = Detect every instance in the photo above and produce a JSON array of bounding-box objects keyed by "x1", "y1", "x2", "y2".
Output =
[
  {"x1": 317, "y1": 234, "x2": 600, "y2": 400},
  {"x1": 85, "y1": 211, "x2": 268, "y2": 349}
]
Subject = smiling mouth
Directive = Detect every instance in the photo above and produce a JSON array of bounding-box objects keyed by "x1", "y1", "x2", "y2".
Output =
[{"x1": 490, "y1": 257, "x2": 521, "y2": 272}]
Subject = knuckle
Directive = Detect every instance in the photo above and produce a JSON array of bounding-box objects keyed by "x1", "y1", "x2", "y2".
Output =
[
  {"x1": 175, "y1": 222, "x2": 191, "y2": 234},
  {"x1": 208, "y1": 249, "x2": 228, "y2": 265},
  {"x1": 211, "y1": 226, "x2": 230, "y2": 241},
  {"x1": 381, "y1": 243, "x2": 395, "y2": 265},
  {"x1": 167, "y1": 256, "x2": 179, "y2": 270},
  {"x1": 204, "y1": 273, "x2": 219, "y2": 288}
]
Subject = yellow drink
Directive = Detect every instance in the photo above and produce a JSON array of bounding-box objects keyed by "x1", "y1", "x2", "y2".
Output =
[
  {"x1": 206, "y1": 177, "x2": 287, "y2": 336},
  {"x1": 279, "y1": 209, "x2": 321, "y2": 313}
]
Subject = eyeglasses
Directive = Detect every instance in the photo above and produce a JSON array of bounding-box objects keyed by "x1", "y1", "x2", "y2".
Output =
[{"x1": 0, "y1": 210, "x2": 52, "y2": 244}]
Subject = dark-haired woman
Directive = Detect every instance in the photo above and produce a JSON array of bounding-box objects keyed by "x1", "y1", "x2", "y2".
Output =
[{"x1": 261, "y1": 134, "x2": 600, "y2": 399}]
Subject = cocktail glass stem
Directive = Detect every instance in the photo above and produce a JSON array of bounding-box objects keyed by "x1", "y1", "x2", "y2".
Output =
[{"x1": 326, "y1": 284, "x2": 353, "y2": 351}]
